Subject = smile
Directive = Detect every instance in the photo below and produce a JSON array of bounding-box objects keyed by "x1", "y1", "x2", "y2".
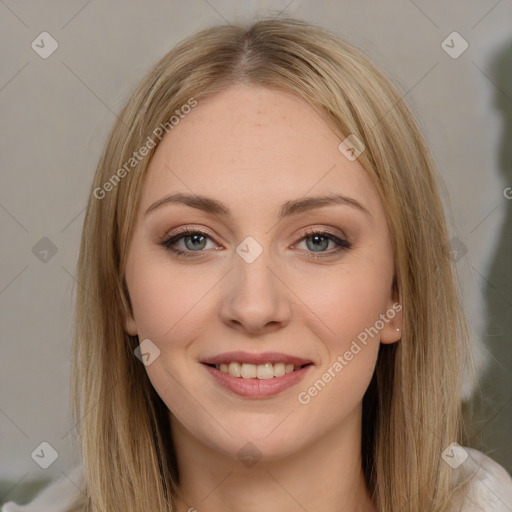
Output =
[
  {"x1": 202, "y1": 362, "x2": 313, "y2": 398},
  {"x1": 209, "y1": 361, "x2": 307, "y2": 379}
]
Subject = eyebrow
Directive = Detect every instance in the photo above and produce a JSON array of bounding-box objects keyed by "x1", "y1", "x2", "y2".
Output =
[{"x1": 144, "y1": 192, "x2": 371, "y2": 220}]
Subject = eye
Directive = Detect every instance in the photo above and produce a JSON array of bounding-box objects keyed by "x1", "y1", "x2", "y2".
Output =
[
  {"x1": 159, "y1": 227, "x2": 352, "y2": 259},
  {"x1": 292, "y1": 229, "x2": 352, "y2": 259},
  {"x1": 159, "y1": 228, "x2": 217, "y2": 258}
]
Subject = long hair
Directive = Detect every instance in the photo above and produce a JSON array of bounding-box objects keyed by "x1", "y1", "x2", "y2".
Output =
[{"x1": 71, "y1": 16, "x2": 474, "y2": 511}]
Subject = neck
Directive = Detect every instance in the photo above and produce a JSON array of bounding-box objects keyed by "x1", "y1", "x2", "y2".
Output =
[{"x1": 170, "y1": 408, "x2": 376, "y2": 512}]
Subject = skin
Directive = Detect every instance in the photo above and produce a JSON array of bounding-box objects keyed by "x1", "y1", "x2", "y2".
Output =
[{"x1": 124, "y1": 84, "x2": 402, "y2": 512}]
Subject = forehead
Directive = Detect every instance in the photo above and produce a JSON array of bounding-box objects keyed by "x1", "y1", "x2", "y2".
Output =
[{"x1": 139, "y1": 84, "x2": 383, "y2": 222}]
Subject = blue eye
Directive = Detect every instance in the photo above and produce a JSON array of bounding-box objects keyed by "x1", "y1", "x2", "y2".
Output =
[
  {"x1": 160, "y1": 228, "x2": 352, "y2": 259},
  {"x1": 294, "y1": 229, "x2": 352, "y2": 258},
  {"x1": 160, "y1": 229, "x2": 214, "y2": 258}
]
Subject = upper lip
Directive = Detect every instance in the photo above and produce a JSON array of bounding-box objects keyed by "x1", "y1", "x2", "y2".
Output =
[{"x1": 200, "y1": 351, "x2": 313, "y2": 366}]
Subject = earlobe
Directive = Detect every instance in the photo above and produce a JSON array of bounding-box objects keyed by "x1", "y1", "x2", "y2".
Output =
[
  {"x1": 380, "y1": 326, "x2": 402, "y2": 344},
  {"x1": 124, "y1": 315, "x2": 138, "y2": 336},
  {"x1": 380, "y1": 300, "x2": 403, "y2": 344}
]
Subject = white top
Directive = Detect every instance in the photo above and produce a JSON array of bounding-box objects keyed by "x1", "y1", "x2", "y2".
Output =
[{"x1": 2, "y1": 448, "x2": 512, "y2": 511}]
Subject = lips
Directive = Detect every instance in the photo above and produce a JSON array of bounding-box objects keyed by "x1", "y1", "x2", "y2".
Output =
[
  {"x1": 200, "y1": 351, "x2": 313, "y2": 367},
  {"x1": 200, "y1": 351, "x2": 314, "y2": 398}
]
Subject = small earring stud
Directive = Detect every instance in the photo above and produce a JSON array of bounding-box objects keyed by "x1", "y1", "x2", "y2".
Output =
[{"x1": 396, "y1": 328, "x2": 400, "y2": 332}]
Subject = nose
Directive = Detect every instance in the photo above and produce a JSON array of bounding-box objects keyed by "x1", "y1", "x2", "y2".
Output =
[{"x1": 218, "y1": 249, "x2": 292, "y2": 335}]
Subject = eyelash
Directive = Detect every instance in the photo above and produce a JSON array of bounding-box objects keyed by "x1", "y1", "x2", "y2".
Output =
[{"x1": 159, "y1": 227, "x2": 352, "y2": 259}]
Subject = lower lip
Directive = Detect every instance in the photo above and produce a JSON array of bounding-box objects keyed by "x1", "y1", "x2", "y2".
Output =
[{"x1": 202, "y1": 364, "x2": 313, "y2": 398}]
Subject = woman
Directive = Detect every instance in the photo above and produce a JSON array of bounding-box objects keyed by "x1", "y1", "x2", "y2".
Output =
[{"x1": 4, "y1": 16, "x2": 512, "y2": 512}]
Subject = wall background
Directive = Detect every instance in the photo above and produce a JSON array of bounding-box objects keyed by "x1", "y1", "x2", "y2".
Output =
[{"x1": 1, "y1": 0, "x2": 511, "y2": 504}]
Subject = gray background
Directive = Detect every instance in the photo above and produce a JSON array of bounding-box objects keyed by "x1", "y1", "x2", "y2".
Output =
[{"x1": 1, "y1": 0, "x2": 511, "y2": 505}]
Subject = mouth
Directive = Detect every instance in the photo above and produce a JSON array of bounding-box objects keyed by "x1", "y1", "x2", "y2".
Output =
[
  {"x1": 200, "y1": 352, "x2": 314, "y2": 398},
  {"x1": 203, "y1": 361, "x2": 312, "y2": 379}
]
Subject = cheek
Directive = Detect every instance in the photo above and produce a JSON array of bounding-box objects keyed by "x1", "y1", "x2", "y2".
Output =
[
  {"x1": 126, "y1": 254, "x2": 211, "y2": 342},
  {"x1": 126, "y1": 255, "x2": 218, "y2": 406},
  {"x1": 291, "y1": 270, "x2": 381, "y2": 401},
  {"x1": 126, "y1": 260, "x2": 210, "y2": 425},
  {"x1": 290, "y1": 263, "x2": 389, "y2": 410},
  {"x1": 295, "y1": 262, "x2": 391, "y2": 350}
]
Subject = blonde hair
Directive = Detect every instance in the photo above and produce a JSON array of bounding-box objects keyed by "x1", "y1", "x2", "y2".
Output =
[{"x1": 72, "y1": 16, "x2": 474, "y2": 511}]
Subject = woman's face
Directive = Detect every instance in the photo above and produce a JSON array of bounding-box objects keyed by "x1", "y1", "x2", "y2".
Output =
[{"x1": 124, "y1": 84, "x2": 401, "y2": 461}]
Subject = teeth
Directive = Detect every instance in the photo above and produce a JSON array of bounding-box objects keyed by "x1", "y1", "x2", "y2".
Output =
[
  {"x1": 241, "y1": 363, "x2": 257, "y2": 379},
  {"x1": 215, "y1": 362, "x2": 300, "y2": 379},
  {"x1": 256, "y1": 363, "x2": 274, "y2": 380},
  {"x1": 228, "y1": 362, "x2": 241, "y2": 377},
  {"x1": 274, "y1": 362, "x2": 286, "y2": 377}
]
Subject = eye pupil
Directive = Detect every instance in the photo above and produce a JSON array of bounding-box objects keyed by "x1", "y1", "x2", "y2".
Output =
[
  {"x1": 306, "y1": 235, "x2": 329, "y2": 252},
  {"x1": 186, "y1": 234, "x2": 207, "y2": 250}
]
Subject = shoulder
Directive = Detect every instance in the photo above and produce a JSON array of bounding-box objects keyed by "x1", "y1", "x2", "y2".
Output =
[
  {"x1": 1, "y1": 466, "x2": 85, "y2": 512},
  {"x1": 458, "y1": 447, "x2": 512, "y2": 511}
]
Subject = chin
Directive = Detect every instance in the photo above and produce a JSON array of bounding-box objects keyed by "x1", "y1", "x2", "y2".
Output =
[{"x1": 192, "y1": 415, "x2": 312, "y2": 463}]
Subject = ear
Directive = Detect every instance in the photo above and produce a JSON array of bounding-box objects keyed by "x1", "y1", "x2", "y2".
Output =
[
  {"x1": 121, "y1": 278, "x2": 138, "y2": 336},
  {"x1": 380, "y1": 287, "x2": 403, "y2": 345},
  {"x1": 124, "y1": 313, "x2": 138, "y2": 336}
]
